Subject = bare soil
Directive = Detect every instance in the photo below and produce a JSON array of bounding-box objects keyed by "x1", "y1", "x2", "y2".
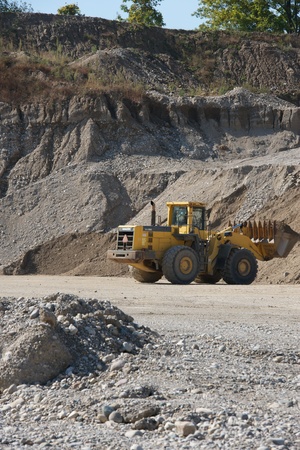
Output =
[{"x1": 1, "y1": 276, "x2": 299, "y2": 327}]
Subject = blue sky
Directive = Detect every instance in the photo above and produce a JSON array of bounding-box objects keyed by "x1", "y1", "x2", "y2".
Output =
[{"x1": 27, "y1": 0, "x2": 201, "y2": 30}]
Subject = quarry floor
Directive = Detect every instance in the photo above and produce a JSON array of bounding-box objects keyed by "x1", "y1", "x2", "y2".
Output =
[{"x1": 1, "y1": 276, "x2": 299, "y2": 330}]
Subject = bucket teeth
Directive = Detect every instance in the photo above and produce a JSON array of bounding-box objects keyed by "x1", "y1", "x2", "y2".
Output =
[
  {"x1": 253, "y1": 221, "x2": 258, "y2": 240},
  {"x1": 268, "y1": 220, "x2": 275, "y2": 240},
  {"x1": 232, "y1": 219, "x2": 276, "y2": 241}
]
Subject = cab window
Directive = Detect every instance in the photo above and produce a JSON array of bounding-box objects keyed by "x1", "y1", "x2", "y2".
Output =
[
  {"x1": 172, "y1": 206, "x2": 187, "y2": 226},
  {"x1": 192, "y1": 207, "x2": 205, "y2": 230}
]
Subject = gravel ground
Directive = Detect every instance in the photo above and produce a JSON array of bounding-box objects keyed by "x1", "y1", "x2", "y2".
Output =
[{"x1": 0, "y1": 276, "x2": 299, "y2": 450}]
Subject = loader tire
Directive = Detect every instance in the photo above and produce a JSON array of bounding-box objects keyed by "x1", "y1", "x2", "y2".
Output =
[
  {"x1": 131, "y1": 268, "x2": 162, "y2": 283},
  {"x1": 162, "y1": 246, "x2": 200, "y2": 285},
  {"x1": 194, "y1": 273, "x2": 222, "y2": 284},
  {"x1": 223, "y1": 248, "x2": 257, "y2": 285}
]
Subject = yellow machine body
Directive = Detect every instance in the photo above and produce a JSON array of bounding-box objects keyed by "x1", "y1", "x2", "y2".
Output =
[{"x1": 107, "y1": 201, "x2": 298, "y2": 285}]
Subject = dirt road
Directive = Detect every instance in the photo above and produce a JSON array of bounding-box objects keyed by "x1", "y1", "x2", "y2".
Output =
[{"x1": 1, "y1": 276, "x2": 299, "y2": 331}]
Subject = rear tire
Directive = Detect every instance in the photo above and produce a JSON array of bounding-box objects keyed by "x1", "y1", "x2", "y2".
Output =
[
  {"x1": 131, "y1": 268, "x2": 162, "y2": 283},
  {"x1": 162, "y1": 246, "x2": 200, "y2": 285},
  {"x1": 223, "y1": 248, "x2": 257, "y2": 285}
]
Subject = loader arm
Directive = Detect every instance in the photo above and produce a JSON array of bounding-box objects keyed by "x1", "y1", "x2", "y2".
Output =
[
  {"x1": 208, "y1": 231, "x2": 270, "y2": 269},
  {"x1": 209, "y1": 220, "x2": 299, "y2": 270}
]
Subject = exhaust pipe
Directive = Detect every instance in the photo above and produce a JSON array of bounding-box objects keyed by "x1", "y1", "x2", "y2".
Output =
[{"x1": 151, "y1": 201, "x2": 156, "y2": 226}]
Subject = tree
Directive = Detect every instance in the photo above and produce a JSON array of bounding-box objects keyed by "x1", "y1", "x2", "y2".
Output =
[
  {"x1": 193, "y1": 0, "x2": 300, "y2": 33},
  {"x1": 120, "y1": 0, "x2": 165, "y2": 27},
  {"x1": 0, "y1": 0, "x2": 33, "y2": 12},
  {"x1": 57, "y1": 3, "x2": 81, "y2": 16}
]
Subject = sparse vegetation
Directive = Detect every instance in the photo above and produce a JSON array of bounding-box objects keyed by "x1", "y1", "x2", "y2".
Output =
[
  {"x1": 0, "y1": 45, "x2": 146, "y2": 105},
  {"x1": 83, "y1": 69, "x2": 145, "y2": 102},
  {"x1": 0, "y1": 18, "x2": 300, "y2": 104}
]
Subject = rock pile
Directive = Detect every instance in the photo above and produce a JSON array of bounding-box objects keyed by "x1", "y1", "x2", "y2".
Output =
[
  {"x1": 0, "y1": 293, "x2": 157, "y2": 389},
  {"x1": 0, "y1": 293, "x2": 299, "y2": 449}
]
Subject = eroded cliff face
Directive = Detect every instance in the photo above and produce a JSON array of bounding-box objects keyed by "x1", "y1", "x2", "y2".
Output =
[
  {"x1": 0, "y1": 87, "x2": 299, "y2": 274},
  {"x1": 1, "y1": 88, "x2": 299, "y2": 195}
]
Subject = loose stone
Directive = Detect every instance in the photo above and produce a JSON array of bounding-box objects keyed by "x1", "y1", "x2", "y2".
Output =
[
  {"x1": 175, "y1": 421, "x2": 196, "y2": 437},
  {"x1": 110, "y1": 359, "x2": 126, "y2": 371},
  {"x1": 108, "y1": 411, "x2": 123, "y2": 423}
]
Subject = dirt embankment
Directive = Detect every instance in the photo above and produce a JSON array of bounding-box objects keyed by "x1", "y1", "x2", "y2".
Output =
[
  {"x1": 0, "y1": 16, "x2": 300, "y2": 284},
  {"x1": 2, "y1": 232, "x2": 127, "y2": 277}
]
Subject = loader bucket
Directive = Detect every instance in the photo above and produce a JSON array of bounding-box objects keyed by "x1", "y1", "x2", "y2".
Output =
[
  {"x1": 274, "y1": 222, "x2": 300, "y2": 258},
  {"x1": 232, "y1": 219, "x2": 299, "y2": 260}
]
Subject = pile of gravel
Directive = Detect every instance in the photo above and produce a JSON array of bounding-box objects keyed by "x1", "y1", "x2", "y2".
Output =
[
  {"x1": 0, "y1": 293, "x2": 158, "y2": 388},
  {"x1": 0, "y1": 294, "x2": 299, "y2": 449}
]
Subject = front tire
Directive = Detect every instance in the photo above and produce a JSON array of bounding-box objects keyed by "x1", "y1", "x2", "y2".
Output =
[
  {"x1": 223, "y1": 248, "x2": 257, "y2": 285},
  {"x1": 162, "y1": 246, "x2": 200, "y2": 285},
  {"x1": 131, "y1": 268, "x2": 162, "y2": 283}
]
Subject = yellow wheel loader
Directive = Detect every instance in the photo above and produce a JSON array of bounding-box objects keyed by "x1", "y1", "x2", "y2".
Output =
[{"x1": 107, "y1": 201, "x2": 299, "y2": 285}]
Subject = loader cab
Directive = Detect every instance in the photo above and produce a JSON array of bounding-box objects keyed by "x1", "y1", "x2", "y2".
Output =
[{"x1": 167, "y1": 201, "x2": 206, "y2": 232}]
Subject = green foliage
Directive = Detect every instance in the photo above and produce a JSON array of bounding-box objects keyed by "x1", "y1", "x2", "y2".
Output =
[
  {"x1": 194, "y1": 0, "x2": 300, "y2": 33},
  {"x1": 0, "y1": 0, "x2": 33, "y2": 12},
  {"x1": 120, "y1": 0, "x2": 165, "y2": 27},
  {"x1": 57, "y1": 3, "x2": 81, "y2": 16}
]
